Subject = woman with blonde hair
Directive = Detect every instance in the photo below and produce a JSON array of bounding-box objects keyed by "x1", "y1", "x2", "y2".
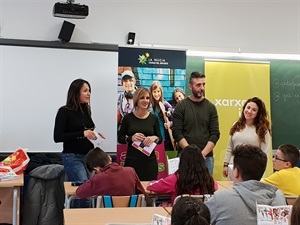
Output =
[{"x1": 118, "y1": 87, "x2": 162, "y2": 180}]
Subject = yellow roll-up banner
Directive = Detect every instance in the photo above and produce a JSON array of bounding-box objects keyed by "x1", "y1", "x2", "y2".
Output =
[{"x1": 205, "y1": 60, "x2": 272, "y2": 180}]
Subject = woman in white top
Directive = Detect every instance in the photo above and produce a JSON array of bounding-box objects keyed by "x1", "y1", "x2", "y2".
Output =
[{"x1": 223, "y1": 97, "x2": 271, "y2": 179}]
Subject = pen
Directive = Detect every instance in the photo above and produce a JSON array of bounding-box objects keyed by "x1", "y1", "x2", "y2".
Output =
[{"x1": 163, "y1": 206, "x2": 171, "y2": 216}]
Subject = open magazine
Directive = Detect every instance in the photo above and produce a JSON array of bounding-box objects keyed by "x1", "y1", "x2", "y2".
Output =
[{"x1": 256, "y1": 204, "x2": 293, "y2": 225}]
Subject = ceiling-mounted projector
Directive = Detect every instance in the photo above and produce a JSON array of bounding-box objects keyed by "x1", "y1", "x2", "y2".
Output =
[{"x1": 53, "y1": 0, "x2": 88, "y2": 19}]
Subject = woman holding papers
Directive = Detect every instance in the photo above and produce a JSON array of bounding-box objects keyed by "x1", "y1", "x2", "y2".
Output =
[
  {"x1": 118, "y1": 87, "x2": 162, "y2": 181},
  {"x1": 54, "y1": 79, "x2": 105, "y2": 184},
  {"x1": 147, "y1": 145, "x2": 217, "y2": 205}
]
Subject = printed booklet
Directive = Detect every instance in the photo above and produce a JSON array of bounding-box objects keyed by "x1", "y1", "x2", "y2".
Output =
[
  {"x1": 132, "y1": 141, "x2": 156, "y2": 156},
  {"x1": 256, "y1": 204, "x2": 293, "y2": 225}
]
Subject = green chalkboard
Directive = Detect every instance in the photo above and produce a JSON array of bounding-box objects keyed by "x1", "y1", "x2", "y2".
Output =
[
  {"x1": 186, "y1": 56, "x2": 205, "y2": 95},
  {"x1": 270, "y1": 60, "x2": 300, "y2": 149}
]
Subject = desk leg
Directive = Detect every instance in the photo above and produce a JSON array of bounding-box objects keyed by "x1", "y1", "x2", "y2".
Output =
[
  {"x1": 65, "y1": 195, "x2": 77, "y2": 209},
  {"x1": 12, "y1": 187, "x2": 18, "y2": 225},
  {"x1": 65, "y1": 195, "x2": 69, "y2": 209}
]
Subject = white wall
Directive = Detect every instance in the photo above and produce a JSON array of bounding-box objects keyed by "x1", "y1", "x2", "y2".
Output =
[{"x1": 0, "y1": 0, "x2": 299, "y2": 54}]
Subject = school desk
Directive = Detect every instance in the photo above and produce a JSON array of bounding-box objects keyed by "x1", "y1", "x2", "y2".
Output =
[
  {"x1": 142, "y1": 180, "x2": 234, "y2": 191},
  {"x1": 0, "y1": 173, "x2": 24, "y2": 225},
  {"x1": 217, "y1": 180, "x2": 234, "y2": 190},
  {"x1": 64, "y1": 182, "x2": 87, "y2": 209},
  {"x1": 64, "y1": 207, "x2": 171, "y2": 225},
  {"x1": 64, "y1": 181, "x2": 157, "y2": 208},
  {"x1": 64, "y1": 180, "x2": 234, "y2": 209}
]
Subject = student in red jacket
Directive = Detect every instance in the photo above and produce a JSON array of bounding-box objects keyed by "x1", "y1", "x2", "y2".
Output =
[
  {"x1": 147, "y1": 145, "x2": 218, "y2": 205},
  {"x1": 76, "y1": 147, "x2": 146, "y2": 199}
]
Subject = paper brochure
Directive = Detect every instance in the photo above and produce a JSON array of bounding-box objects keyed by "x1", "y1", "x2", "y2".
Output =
[
  {"x1": 88, "y1": 130, "x2": 105, "y2": 148},
  {"x1": 167, "y1": 157, "x2": 179, "y2": 175},
  {"x1": 256, "y1": 204, "x2": 292, "y2": 225},
  {"x1": 132, "y1": 141, "x2": 156, "y2": 156}
]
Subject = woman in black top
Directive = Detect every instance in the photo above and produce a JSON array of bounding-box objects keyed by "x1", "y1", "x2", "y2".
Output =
[
  {"x1": 54, "y1": 78, "x2": 104, "y2": 182},
  {"x1": 118, "y1": 88, "x2": 162, "y2": 181}
]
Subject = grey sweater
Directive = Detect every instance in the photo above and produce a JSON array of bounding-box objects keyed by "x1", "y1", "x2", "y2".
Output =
[{"x1": 205, "y1": 180, "x2": 287, "y2": 225}]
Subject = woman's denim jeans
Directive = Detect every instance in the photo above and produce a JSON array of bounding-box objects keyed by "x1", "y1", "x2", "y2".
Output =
[
  {"x1": 62, "y1": 153, "x2": 91, "y2": 208},
  {"x1": 62, "y1": 153, "x2": 89, "y2": 181}
]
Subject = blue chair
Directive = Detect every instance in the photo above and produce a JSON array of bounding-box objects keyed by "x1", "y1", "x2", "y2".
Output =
[{"x1": 96, "y1": 194, "x2": 145, "y2": 208}]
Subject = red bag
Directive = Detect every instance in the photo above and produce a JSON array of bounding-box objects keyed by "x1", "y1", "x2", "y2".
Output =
[{"x1": 0, "y1": 148, "x2": 30, "y2": 174}]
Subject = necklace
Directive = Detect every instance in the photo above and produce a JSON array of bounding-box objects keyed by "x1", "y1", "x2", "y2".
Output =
[{"x1": 134, "y1": 110, "x2": 149, "y2": 119}]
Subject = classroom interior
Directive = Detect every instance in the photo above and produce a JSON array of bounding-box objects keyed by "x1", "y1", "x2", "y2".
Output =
[{"x1": 0, "y1": 0, "x2": 299, "y2": 225}]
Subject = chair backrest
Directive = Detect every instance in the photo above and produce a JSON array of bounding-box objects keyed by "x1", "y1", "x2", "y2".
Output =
[
  {"x1": 173, "y1": 194, "x2": 213, "y2": 205},
  {"x1": 285, "y1": 195, "x2": 299, "y2": 205},
  {"x1": 96, "y1": 194, "x2": 145, "y2": 208}
]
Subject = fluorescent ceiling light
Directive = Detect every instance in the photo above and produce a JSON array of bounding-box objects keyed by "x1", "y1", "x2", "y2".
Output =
[{"x1": 187, "y1": 51, "x2": 300, "y2": 61}]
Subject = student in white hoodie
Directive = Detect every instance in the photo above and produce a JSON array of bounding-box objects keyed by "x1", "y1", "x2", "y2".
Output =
[{"x1": 205, "y1": 144, "x2": 286, "y2": 225}]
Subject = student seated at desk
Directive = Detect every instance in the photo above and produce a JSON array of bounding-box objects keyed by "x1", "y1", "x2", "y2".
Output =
[
  {"x1": 76, "y1": 147, "x2": 146, "y2": 199},
  {"x1": 204, "y1": 144, "x2": 287, "y2": 225},
  {"x1": 147, "y1": 145, "x2": 217, "y2": 205},
  {"x1": 261, "y1": 144, "x2": 300, "y2": 196},
  {"x1": 171, "y1": 196, "x2": 211, "y2": 225}
]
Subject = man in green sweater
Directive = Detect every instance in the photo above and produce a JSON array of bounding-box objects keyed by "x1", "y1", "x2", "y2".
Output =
[{"x1": 172, "y1": 71, "x2": 220, "y2": 175}]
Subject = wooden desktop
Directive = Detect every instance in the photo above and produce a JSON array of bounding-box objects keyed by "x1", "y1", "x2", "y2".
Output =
[{"x1": 64, "y1": 207, "x2": 171, "y2": 225}]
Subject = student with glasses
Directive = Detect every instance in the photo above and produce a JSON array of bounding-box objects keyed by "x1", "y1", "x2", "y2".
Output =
[{"x1": 261, "y1": 144, "x2": 300, "y2": 196}]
